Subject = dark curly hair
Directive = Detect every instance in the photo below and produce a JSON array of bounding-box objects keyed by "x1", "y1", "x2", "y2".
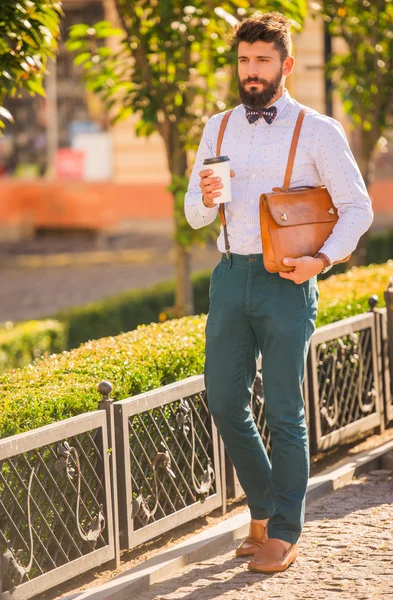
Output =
[{"x1": 233, "y1": 12, "x2": 292, "y2": 62}]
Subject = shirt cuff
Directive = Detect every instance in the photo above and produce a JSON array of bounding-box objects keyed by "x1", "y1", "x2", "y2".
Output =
[
  {"x1": 318, "y1": 241, "x2": 344, "y2": 265},
  {"x1": 198, "y1": 195, "x2": 218, "y2": 218}
]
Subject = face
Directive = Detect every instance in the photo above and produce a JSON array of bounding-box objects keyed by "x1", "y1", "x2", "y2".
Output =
[{"x1": 237, "y1": 40, "x2": 294, "y2": 109}]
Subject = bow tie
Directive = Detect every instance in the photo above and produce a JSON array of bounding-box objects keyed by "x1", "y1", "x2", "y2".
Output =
[{"x1": 245, "y1": 105, "x2": 277, "y2": 125}]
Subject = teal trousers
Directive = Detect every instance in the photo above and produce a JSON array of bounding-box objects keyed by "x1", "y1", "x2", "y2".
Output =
[{"x1": 205, "y1": 253, "x2": 319, "y2": 545}]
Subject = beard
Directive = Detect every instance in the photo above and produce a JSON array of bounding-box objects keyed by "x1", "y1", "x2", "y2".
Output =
[{"x1": 238, "y1": 66, "x2": 283, "y2": 109}]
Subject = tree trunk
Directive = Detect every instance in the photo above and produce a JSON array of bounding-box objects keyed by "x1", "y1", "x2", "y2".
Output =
[
  {"x1": 166, "y1": 127, "x2": 195, "y2": 316},
  {"x1": 175, "y1": 242, "x2": 193, "y2": 315}
]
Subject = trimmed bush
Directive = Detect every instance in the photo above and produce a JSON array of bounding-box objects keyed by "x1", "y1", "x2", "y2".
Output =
[
  {"x1": 0, "y1": 320, "x2": 66, "y2": 373},
  {"x1": 0, "y1": 316, "x2": 207, "y2": 439},
  {"x1": 0, "y1": 262, "x2": 391, "y2": 439},
  {"x1": 316, "y1": 260, "x2": 392, "y2": 326}
]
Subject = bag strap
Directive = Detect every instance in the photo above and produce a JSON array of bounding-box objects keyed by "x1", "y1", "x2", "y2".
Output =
[
  {"x1": 216, "y1": 110, "x2": 233, "y2": 256},
  {"x1": 283, "y1": 108, "x2": 306, "y2": 191}
]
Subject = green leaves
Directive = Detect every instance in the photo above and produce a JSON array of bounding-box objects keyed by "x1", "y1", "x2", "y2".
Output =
[
  {"x1": 0, "y1": 106, "x2": 14, "y2": 123},
  {"x1": 320, "y1": 1, "x2": 393, "y2": 138},
  {"x1": 66, "y1": 2, "x2": 307, "y2": 150},
  {"x1": 0, "y1": 0, "x2": 63, "y2": 127},
  {"x1": 26, "y1": 78, "x2": 45, "y2": 95}
]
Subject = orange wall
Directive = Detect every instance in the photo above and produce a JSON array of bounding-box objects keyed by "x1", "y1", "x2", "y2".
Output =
[{"x1": 0, "y1": 180, "x2": 173, "y2": 233}]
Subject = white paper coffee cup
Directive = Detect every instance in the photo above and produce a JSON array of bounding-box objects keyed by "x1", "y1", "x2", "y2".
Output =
[{"x1": 203, "y1": 155, "x2": 232, "y2": 204}]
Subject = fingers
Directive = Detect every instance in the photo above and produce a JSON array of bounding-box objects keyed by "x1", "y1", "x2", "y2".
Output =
[
  {"x1": 279, "y1": 271, "x2": 295, "y2": 280},
  {"x1": 283, "y1": 257, "x2": 298, "y2": 267},
  {"x1": 199, "y1": 169, "x2": 224, "y2": 204},
  {"x1": 199, "y1": 169, "x2": 214, "y2": 179},
  {"x1": 199, "y1": 168, "x2": 235, "y2": 207}
]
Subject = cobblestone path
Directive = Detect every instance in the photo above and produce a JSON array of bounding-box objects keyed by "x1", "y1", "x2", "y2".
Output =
[{"x1": 134, "y1": 469, "x2": 393, "y2": 600}]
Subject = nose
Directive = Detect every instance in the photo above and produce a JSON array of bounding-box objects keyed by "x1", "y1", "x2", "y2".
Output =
[{"x1": 247, "y1": 60, "x2": 259, "y2": 78}]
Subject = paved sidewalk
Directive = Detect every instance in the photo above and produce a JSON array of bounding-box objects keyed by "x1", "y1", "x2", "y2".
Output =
[
  {"x1": 133, "y1": 469, "x2": 393, "y2": 600},
  {"x1": 0, "y1": 247, "x2": 217, "y2": 323}
]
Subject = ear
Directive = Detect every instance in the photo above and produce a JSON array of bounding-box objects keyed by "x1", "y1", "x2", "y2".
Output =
[{"x1": 283, "y1": 55, "x2": 295, "y2": 77}]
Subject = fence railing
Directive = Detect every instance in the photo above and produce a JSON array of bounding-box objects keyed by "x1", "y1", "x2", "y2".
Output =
[
  {"x1": 113, "y1": 376, "x2": 224, "y2": 550},
  {"x1": 0, "y1": 412, "x2": 115, "y2": 600},
  {"x1": 1, "y1": 298, "x2": 392, "y2": 599},
  {"x1": 308, "y1": 312, "x2": 382, "y2": 451},
  {"x1": 380, "y1": 309, "x2": 393, "y2": 424}
]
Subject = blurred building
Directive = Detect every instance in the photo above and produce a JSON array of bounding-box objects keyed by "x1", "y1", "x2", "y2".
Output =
[{"x1": 0, "y1": 1, "x2": 391, "y2": 244}]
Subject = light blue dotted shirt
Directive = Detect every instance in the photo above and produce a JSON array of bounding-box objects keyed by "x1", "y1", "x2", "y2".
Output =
[{"x1": 184, "y1": 90, "x2": 373, "y2": 264}]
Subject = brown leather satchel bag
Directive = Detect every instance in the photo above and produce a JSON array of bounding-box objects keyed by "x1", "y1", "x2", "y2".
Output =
[
  {"x1": 216, "y1": 108, "x2": 351, "y2": 272},
  {"x1": 260, "y1": 109, "x2": 351, "y2": 272}
]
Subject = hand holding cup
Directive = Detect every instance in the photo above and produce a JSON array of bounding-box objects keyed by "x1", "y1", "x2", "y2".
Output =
[{"x1": 199, "y1": 156, "x2": 235, "y2": 208}]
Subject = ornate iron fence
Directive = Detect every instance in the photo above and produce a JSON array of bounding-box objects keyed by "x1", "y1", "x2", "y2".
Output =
[
  {"x1": 0, "y1": 412, "x2": 115, "y2": 600},
  {"x1": 307, "y1": 312, "x2": 382, "y2": 451},
  {"x1": 113, "y1": 376, "x2": 224, "y2": 550}
]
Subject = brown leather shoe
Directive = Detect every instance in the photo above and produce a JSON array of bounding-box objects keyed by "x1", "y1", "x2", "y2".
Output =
[
  {"x1": 248, "y1": 538, "x2": 298, "y2": 573},
  {"x1": 235, "y1": 520, "x2": 268, "y2": 557}
]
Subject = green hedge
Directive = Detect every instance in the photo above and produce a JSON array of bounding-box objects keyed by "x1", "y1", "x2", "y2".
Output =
[
  {"x1": 0, "y1": 317, "x2": 207, "y2": 439},
  {"x1": 0, "y1": 320, "x2": 66, "y2": 373},
  {"x1": 0, "y1": 262, "x2": 391, "y2": 439}
]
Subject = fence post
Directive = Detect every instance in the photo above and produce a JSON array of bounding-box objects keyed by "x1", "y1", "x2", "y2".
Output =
[
  {"x1": 98, "y1": 381, "x2": 121, "y2": 569},
  {"x1": 369, "y1": 295, "x2": 385, "y2": 434},
  {"x1": 384, "y1": 278, "x2": 393, "y2": 399}
]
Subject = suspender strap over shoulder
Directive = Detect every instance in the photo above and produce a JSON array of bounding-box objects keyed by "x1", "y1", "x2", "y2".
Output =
[
  {"x1": 283, "y1": 109, "x2": 306, "y2": 190},
  {"x1": 216, "y1": 110, "x2": 233, "y2": 257}
]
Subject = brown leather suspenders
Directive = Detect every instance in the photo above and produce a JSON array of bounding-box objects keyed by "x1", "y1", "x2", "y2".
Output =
[{"x1": 216, "y1": 109, "x2": 233, "y2": 258}]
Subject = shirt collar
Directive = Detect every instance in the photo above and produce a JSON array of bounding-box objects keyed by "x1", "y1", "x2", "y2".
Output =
[{"x1": 241, "y1": 88, "x2": 291, "y2": 122}]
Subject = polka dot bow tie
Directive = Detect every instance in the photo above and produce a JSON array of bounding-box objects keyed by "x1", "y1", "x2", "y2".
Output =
[{"x1": 245, "y1": 105, "x2": 277, "y2": 125}]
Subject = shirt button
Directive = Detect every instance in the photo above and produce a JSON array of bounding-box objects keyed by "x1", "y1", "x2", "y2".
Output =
[{"x1": 252, "y1": 173, "x2": 256, "y2": 178}]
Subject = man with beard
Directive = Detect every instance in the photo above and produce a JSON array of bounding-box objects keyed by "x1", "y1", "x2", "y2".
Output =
[{"x1": 184, "y1": 12, "x2": 373, "y2": 573}]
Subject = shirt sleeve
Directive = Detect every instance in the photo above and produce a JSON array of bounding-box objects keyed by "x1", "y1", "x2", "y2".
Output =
[
  {"x1": 184, "y1": 117, "x2": 219, "y2": 229},
  {"x1": 313, "y1": 117, "x2": 374, "y2": 264}
]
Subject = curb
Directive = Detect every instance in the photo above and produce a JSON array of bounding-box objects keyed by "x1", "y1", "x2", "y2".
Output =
[
  {"x1": 61, "y1": 438, "x2": 393, "y2": 600},
  {"x1": 6, "y1": 249, "x2": 156, "y2": 269}
]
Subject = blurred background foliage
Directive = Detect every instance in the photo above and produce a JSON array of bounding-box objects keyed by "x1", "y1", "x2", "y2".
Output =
[{"x1": 0, "y1": 0, "x2": 63, "y2": 129}]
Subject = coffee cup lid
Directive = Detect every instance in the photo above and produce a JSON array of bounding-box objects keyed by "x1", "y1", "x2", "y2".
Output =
[{"x1": 203, "y1": 156, "x2": 229, "y2": 165}]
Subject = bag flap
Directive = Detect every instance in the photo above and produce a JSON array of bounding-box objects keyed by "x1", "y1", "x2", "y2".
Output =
[{"x1": 261, "y1": 187, "x2": 338, "y2": 227}]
